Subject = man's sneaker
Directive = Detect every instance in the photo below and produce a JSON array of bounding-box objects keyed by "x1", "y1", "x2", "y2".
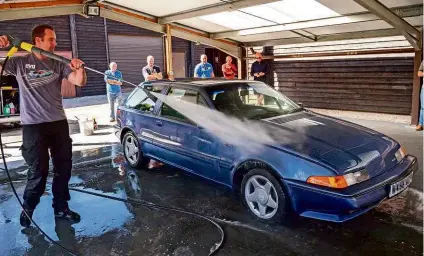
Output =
[
  {"x1": 54, "y1": 208, "x2": 81, "y2": 223},
  {"x1": 110, "y1": 118, "x2": 116, "y2": 122},
  {"x1": 20, "y1": 209, "x2": 33, "y2": 228}
]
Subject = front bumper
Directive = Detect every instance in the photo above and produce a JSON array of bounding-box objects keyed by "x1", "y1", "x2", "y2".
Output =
[{"x1": 285, "y1": 155, "x2": 418, "y2": 222}]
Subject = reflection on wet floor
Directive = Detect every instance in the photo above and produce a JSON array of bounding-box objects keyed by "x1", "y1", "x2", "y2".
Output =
[
  {"x1": 0, "y1": 145, "x2": 423, "y2": 256},
  {"x1": 0, "y1": 180, "x2": 223, "y2": 255}
]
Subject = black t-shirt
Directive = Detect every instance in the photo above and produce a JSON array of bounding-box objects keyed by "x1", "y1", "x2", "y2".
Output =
[{"x1": 142, "y1": 65, "x2": 161, "y2": 80}]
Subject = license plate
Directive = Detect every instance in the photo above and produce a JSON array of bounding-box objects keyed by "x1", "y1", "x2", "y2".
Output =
[{"x1": 389, "y1": 172, "x2": 413, "y2": 198}]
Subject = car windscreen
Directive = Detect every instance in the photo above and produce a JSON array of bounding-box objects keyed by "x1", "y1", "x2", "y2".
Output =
[{"x1": 206, "y1": 82, "x2": 301, "y2": 120}]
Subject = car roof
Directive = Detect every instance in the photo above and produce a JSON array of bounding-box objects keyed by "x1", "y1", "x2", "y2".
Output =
[{"x1": 141, "y1": 79, "x2": 261, "y2": 89}]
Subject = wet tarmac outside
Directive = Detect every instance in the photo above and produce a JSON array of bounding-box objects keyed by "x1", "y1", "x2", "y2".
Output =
[{"x1": 0, "y1": 140, "x2": 422, "y2": 256}]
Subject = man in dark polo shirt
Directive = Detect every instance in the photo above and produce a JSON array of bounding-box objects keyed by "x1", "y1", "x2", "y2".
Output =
[
  {"x1": 250, "y1": 52, "x2": 269, "y2": 105},
  {"x1": 250, "y1": 52, "x2": 269, "y2": 83}
]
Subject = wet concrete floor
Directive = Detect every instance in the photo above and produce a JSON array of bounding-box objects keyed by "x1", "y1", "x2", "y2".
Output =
[{"x1": 0, "y1": 144, "x2": 422, "y2": 256}]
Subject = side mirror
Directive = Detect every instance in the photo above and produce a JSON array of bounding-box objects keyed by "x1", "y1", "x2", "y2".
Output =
[
  {"x1": 298, "y1": 102, "x2": 304, "y2": 108},
  {"x1": 197, "y1": 124, "x2": 204, "y2": 130}
]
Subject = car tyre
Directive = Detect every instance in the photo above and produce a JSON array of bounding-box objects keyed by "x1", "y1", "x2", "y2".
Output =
[
  {"x1": 122, "y1": 132, "x2": 149, "y2": 168},
  {"x1": 241, "y1": 168, "x2": 290, "y2": 223}
]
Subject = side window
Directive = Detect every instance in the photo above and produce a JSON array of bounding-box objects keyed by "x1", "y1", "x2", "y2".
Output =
[
  {"x1": 161, "y1": 87, "x2": 206, "y2": 123},
  {"x1": 125, "y1": 86, "x2": 163, "y2": 113}
]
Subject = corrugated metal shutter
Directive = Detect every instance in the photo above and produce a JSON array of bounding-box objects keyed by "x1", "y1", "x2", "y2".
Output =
[
  {"x1": 108, "y1": 35, "x2": 164, "y2": 84},
  {"x1": 75, "y1": 16, "x2": 108, "y2": 96},
  {"x1": 274, "y1": 57, "x2": 414, "y2": 115},
  {"x1": 0, "y1": 15, "x2": 71, "y2": 52}
]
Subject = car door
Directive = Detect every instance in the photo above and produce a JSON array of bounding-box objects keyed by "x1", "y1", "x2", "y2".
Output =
[
  {"x1": 155, "y1": 86, "x2": 220, "y2": 179},
  {"x1": 120, "y1": 84, "x2": 167, "y2": 156}
]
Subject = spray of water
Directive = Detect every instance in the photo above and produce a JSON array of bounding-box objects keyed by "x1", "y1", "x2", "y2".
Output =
[{"x1": 151, "y1": 92, "x2": 275, "y2": 153}]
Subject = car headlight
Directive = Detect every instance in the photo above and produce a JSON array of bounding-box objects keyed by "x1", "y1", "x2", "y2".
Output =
[
  {"x1": 395, "y1": 147, "x2": 406, "y2": 162},
  {"x1": 307, "y1": 169, "x2": 370, "y2": 189}
]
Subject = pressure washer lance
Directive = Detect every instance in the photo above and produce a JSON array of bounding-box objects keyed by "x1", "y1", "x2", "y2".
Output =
[{"x1": 7, "y1": 35, "x2": 139, "y2": 87}]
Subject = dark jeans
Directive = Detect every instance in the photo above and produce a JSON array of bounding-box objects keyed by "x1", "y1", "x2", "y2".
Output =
[{"x1": 21, "y1": 119, "x2": 72, "y2": 211}]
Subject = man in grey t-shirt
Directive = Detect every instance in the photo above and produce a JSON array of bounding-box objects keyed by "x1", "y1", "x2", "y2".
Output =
[{"x1": 0, "y1": 24, "x2": 87, "y2": 227}]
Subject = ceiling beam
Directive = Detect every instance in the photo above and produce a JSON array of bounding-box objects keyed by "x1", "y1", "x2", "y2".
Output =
[
  {"x1": 244, "y1": 27, "x2": 422, "y2": 47},
  {"x1": 99, "y1": 6, "x2": 165, "y2": 33},
  {"x1": 97, "y1": 4, "x2": 241, "y2": 58},
  {"x1": 211, "y1": 4, "x2": 422, "y2": 39},
  {"x1": 0, "y1": 0, "x2": 82, "y2": 9},
  {"x1": 171, "y1": 26, "x2": 241, "y2": 58},
  {"x1": 353, "y1": 0, "x2": 422, "y2": 50},
  {"x1": 244, "y1": 47, "x2": 414, "y2": 60},
  {"x1": 0, "y1": 4, "x2": 84, "y2": 21},
  {"x1": 158, "y1": 0, "x2": 280, "y2": 24}
]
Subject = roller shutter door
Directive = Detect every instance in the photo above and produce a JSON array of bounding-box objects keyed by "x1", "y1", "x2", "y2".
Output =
[
  {"x1": 271, "y1": 57, "x2": 414, "y2": 115},
  {"x1": 108, "y1": 35, "x2": 164, "y2": 85}
]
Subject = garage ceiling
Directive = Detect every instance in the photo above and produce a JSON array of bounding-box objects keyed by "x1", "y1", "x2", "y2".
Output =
[
  {"x1": 100, "y1": 0, "x2": 422, "y2": 48},
  {"x1": 0, "y1": 0, "x2": 422, "y2": 54}
]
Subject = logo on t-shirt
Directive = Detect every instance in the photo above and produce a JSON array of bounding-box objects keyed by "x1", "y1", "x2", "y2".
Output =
[{"x1": 24, "y1": 68, "x2": 59, "y2": 89}]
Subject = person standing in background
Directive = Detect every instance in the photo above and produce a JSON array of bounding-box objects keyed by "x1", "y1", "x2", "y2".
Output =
[
  {"x1": 194, "y1": 54, "x2": 215, "y2": 78},
  {"x1": 142, "y1": 55, "x2": 162, "y2": 81},
  {"x1": 416, "y1": 60, "x2": 423, "y2": 131},
  {"x1": 250, "y1": 52, "x2": 269, "y2": 105},
  {"x1": 250, "y1": 52, "x2": 268, "y2": 83},
  {"x1": 222, "y1": 56, "x2": 237, "y2": 79},
  {"x1": 104, "y1": 62, "x2": 123, "y2": 122}
]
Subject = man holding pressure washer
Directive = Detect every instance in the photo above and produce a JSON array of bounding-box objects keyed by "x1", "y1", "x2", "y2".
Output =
[{"x1": 0, "y1": 25, "x2": 87, "y2": 227}]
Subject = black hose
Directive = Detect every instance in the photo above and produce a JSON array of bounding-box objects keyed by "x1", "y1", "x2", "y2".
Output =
[{"x1": 68, "y1": 187, "x2": 224, "y2": 255}]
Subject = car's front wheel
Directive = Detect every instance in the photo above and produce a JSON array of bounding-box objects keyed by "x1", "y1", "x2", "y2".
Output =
[
  {"x1": 123, "y1": 132, "x2": 149, "y2": 168},
  {"x1": 241, "y1": 168, "x2": 289, "y2": 223}
]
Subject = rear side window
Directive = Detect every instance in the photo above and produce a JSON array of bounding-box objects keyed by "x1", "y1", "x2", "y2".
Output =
[
  {"x1": 160, "y1": 87, "x2": 207, "y2": 123},
  {"x1": 125, "y1": 86, "x2": 163, "y2": 113}
]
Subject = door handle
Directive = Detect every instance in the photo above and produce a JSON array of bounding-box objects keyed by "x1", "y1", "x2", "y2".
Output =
[{"x1": 155, "y1": 120, "x2": 163, "y2": 127}]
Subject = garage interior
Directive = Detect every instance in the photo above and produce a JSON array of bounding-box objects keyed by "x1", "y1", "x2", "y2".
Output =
[{"x1": 0, "y1": 0, "x2": 423, "y2": 255}]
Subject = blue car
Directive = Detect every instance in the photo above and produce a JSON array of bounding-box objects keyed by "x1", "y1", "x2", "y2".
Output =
[{"x1": 115, "y1": 80, "x2": 417, "y2": 223}]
